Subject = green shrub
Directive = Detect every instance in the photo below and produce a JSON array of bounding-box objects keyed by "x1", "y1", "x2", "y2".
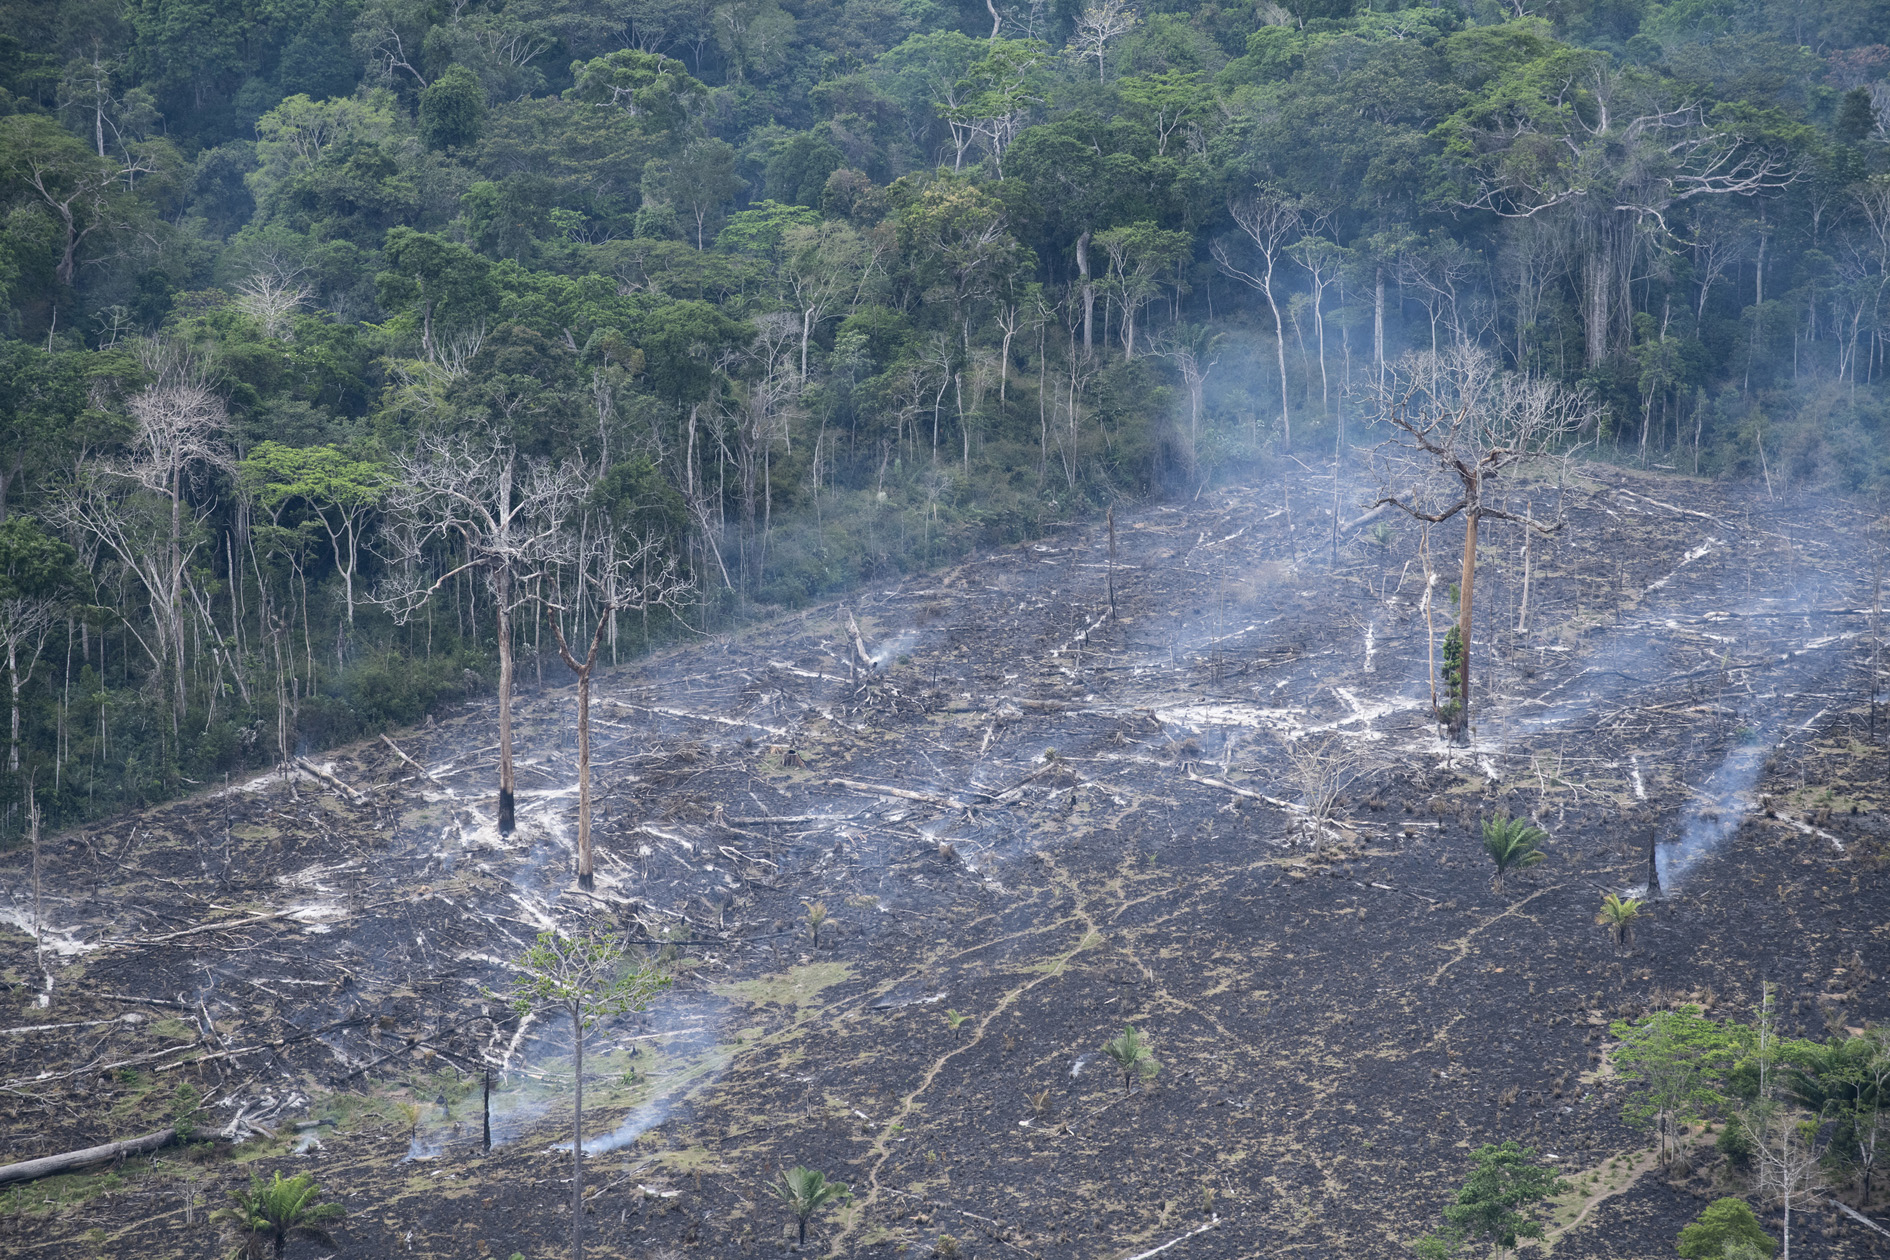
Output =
[{"x1": 1677, "y1": 1197, "x2": 1775, "y2": 1259}]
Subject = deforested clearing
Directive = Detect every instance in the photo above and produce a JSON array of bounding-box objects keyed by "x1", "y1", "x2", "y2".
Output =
[{"x1": 3, "y1": 467, "x2": 1887, "y2": 1259}]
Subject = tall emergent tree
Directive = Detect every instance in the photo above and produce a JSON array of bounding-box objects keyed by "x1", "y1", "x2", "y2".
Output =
[
  {"x1": 506, "y1": 929, "x2": 670, "y2": 1260},
  {"x1": 383, "y1": 433, "x2": 581, "y2": 834},
  {"x1": 1369, "y1": 347, "x2": 1593, "y2": 741},
  {"x1": 1212, "y1": 189, "x2": 1300, "y2": 451}
]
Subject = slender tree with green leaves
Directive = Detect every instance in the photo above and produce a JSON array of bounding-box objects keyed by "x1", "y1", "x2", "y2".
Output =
[
  {"x1": 1481, "y1": 815, "x2": 1547, "y2": 893},
  {"x1": 213, "y1": 1171, "x2": 343, "y2": 1260},
  {"x1": 1102, "y1": 1024, "x2": 1160, "y2": 1095},
  {"x1": 241, "y1": 443, "x2": 389, "y2": 628},
  {"x1": 1417, "y1": 1141, "x2": 1566, "y2": 1259},
  {"x1": 768, "y1": 1165, "x2": 851, "y2": 1247},
  {"x1": 1610, "y1": 1005, "x2": 1741, "y2": 1163},
  {"x1": 504, "y1": 930, "x2": 670, "y2": 1260}
]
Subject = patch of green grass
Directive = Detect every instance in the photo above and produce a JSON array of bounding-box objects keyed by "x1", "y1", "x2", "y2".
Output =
[
  {"x1": 714, "y1": 962, "x2": 852, "y2": 1010},
  {"x1": 148, "y1": 1018, "x2": 198, "y2": 1043}
]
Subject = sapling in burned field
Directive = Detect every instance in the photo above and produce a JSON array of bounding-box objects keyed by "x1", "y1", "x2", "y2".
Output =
[
  {"x1": 767, "y1": 1165, "x2": 850, "y2": 1247},
  {"x1": 503, "y1": 930, "x2": 670, "y2": 1260},
  {"x1": 1103, "y1": 1024, "x2": 1160, "y2": 1095},
  {"x1": 1596, "y1": 892, "x2": 1642, "y2": 953},
  {"x1": 1481, "y1": 814, "x2": 1548, "y2": 893}
]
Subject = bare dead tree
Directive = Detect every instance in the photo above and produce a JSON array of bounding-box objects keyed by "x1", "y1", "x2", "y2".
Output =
[
  {"x1": 233, "y1": 272, "x2": 311, "y2": 341},
  {"x1": 1071, "y1": 0, "x2": 1138, "y2": 81},
  {"x1": 1153, "y1": 326, "x2": 1218, "y2": 483},
  {"x1": 1284, "y1": 733, "x2": 1364, "y2": 825},
  {"x1": 544, "y1": 520, "x2": 693, "y2": 889},
  {"x1": 53, "y1": 343, "x2": 229, "y2": 727},
  {"x1": 1213, "y1": 190, "x2": 1300, "y2": 450},
  {"x1": 381, "y1": 432, "x2": 582, "y2": 834},
  {"x1": 1742, "y1": 985, "x2": 1827, "y2": 1260},
  {"x1": 1368, "y1": 346, "x2": 1594, "y2": 741}
]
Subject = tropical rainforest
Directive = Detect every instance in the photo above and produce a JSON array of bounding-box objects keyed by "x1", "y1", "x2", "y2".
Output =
[{"x1": 1, "y1": 0, "x2": 1887, "y2": 832}]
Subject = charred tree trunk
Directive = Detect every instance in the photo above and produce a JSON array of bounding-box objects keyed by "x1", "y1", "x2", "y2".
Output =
[
  {"x1": 497, "y1": 568, "x2": 516, "y2": 835},
  {"x1": 1454, "y1": 508, "x2": 1479, "y2": 743},
  {"x1": 550, "y1": 612, "x2": 612, "y2": 890}
]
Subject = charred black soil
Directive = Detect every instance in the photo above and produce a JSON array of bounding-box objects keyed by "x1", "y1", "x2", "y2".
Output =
[{"x1": 3, "y1": 464, "x2": 1888, "y2": 1260}]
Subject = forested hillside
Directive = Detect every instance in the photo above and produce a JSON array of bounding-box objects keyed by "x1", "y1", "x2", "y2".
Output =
[{"x1": 0, "y1": 0, "x2": 1884, "y2": 831}]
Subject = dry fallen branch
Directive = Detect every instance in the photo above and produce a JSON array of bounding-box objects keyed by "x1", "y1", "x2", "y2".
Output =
[
  {"x1": 380, "y1": 734, "x2": 440, "y2": 783},
  {"x1": 1119, "y1": 1214, "x2": 1222, "y2": 1260},
  {"x1": 1182, "y1": 770, "x2": 1295, "y2": 811}
]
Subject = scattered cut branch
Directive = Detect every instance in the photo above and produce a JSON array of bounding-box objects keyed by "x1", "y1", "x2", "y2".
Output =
[
  {"x1": 829, "y1": 778, "x2": 969, "y2": 811},
  {"x1": 380, "y1": 735, "x2": 440, "y2": 784},
  {"x1": 294, "y1": 756, "x2": 366, "y2": 804}
]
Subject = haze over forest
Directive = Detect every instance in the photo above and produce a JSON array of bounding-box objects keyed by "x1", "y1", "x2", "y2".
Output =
[{"x1": 3, "y1": 0, "x2": 1887, "y2": 826}]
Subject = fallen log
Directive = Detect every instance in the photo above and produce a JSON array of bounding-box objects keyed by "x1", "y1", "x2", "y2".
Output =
[
  {"x1": 1183, "y1": 770, "x2": 1296, "y2": 811},
  {"x1": 0, "y1": 1127, "x2": 175, "y2": 1186},
  {"x1": 1825, "y1": 1197, "x2": 1890, "y2": 1240}
]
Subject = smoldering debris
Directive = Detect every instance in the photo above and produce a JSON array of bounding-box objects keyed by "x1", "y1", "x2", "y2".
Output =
[{"x1": 0, "y1": 468, "x2": 1882, "y2": 1253}]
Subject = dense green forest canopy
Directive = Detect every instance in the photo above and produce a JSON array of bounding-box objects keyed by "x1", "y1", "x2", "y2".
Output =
[{"x1": 0, "y1": 0, "x2": 1885, "y2": 830}]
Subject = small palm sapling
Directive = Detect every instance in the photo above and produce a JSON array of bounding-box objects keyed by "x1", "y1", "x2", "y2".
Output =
[
  {"x1": 805, "y1": 901, "x2": 830, "y2": 947},
  {"x1": 1596, "y1": 893, "x2": 1642, "y2": 952},
  {"x1": 214, "y1": 1171, "x2": 344, "y2": 1260},
  {"x1": 768, "y1": 1165, "x2": 851, "y2": 1246},
  {"x1": 1481, "y1": 815, "x2": 1547, "y2": 892},
  {"x1": 1102, "y1": 1024, "x2": 1160, "y2": 1094}
]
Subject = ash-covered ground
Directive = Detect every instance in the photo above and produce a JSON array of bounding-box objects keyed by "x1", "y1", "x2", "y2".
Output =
[{"x1": 3, "y1": 462, "x2": 1888, "y2": 1260}]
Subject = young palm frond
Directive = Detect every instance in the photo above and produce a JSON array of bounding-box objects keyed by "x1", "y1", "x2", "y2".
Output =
[
  {"x1": 212, "y1": 1171, "x2": 344, "y2": 1260},
  {"x1": 768, "y1": 1165, "x2": 851, "y2": 1246},
  {"x1": 1595, "y1": 892, "x2": 1641, "y2": 952},
  {"x1": 1481, "y1": 815, "x2": 1548, "y2": 893},
  {"x1": 1102, "y1": 1024, "x2": 1161, "y2": 1095}
]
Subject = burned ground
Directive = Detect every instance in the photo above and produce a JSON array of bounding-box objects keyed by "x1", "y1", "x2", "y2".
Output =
[{"x1": 2, "y1": 462, "x2": 1888, "y2": 1260}]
